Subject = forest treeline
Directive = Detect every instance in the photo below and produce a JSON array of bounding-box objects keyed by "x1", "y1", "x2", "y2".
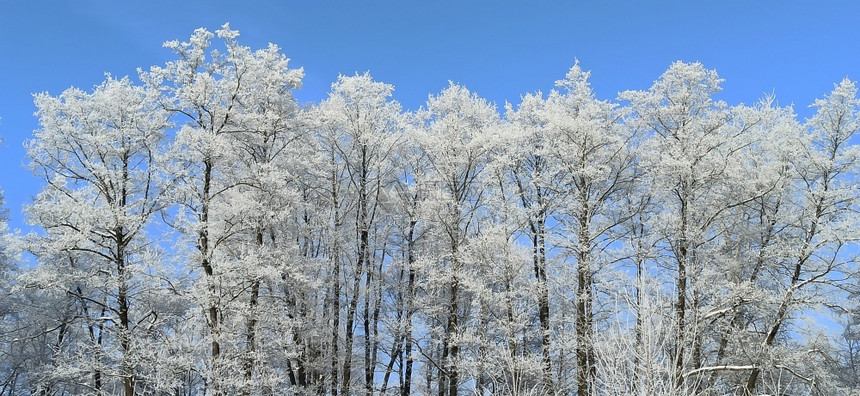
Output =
[{"x1": 0, "y1": 24, "x2": 859, "y2": 395}]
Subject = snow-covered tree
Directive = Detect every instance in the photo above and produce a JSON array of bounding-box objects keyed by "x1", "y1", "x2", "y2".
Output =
[
  {"x1": 0, "y1": 188, "x2": 24, "y2": 394},
  {"x1": 144, "y1": 23, "x2": 306, "y2": 395},
  {"x1": 379, "y1": 124, "x2": 434, "y2": 396},
  {"x1": 501, "y1": 61, "x2": 641, "y2": 395},
  {"x1": 413, "y1": 83, "x2": 499, "y2": 396},
  {"x1": 620, "y1": 62, "x2": 768, "y2": 392},
  {"x1": 25, "y1": 75, "x2": 171, "y2": 396},
  {"x1": 739, "y1": 78, "x2": 860, "y2": 395},
  {"x1": 546, "y1": 63, "x2": 641, "y2": 396},
  {"x1": 314, "y1": 72, "x2": 404, "y2": 395}
]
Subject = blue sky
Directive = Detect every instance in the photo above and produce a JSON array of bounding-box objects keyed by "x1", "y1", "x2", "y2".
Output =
[{"x1": 1, "y1": 1, "x2": 859, "y2": 232}]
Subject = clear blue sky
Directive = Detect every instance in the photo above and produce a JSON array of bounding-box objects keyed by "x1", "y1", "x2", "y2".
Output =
[{"x1": 1, "y1": 1, "x2": 859, "y2": 232}]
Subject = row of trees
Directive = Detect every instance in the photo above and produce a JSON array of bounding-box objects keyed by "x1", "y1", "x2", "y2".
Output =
[{"x1": 1, "y1": 25, "x2": 859, "y2": 395}]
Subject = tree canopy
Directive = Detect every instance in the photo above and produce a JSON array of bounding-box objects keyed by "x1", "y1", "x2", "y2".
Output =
[{"x1": 1, "y1": 24, "x2": 859, "y2": 396}]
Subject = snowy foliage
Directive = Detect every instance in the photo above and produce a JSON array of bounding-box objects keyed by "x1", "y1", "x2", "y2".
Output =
[{"x1": 0, "y1": 26, "x2": 858, "y2": 396}]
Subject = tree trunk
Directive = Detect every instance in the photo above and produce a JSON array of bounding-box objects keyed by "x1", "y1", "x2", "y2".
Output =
[
  {"x1": 328, "y1": 167, "x2": 342, "y2": 396},
  {"x1": 199, "y1": 159, "x2": 223, "y2": 395},
  {"x1": 241, "y1": 232, "x2": 263, "y2": 396},
  {"x1": 402, "y1": 221, "x2": 417, "y2": 396},
  {"x1": 575, "y1": 193, "x2": 594, "y2": 396},
  {"x1": 369, "y1": 254, "x2": 384, "y2": 395},
  {"x1": 633, "y1": 243, "x2": 644, "y2": 396},
  {"x1": 342, "y1": 260, "x2": 363, "y2": 395},
  {"x1": 444, "y1": 275, "x2": 460, "y2": 396},
  {"x1": 533, "y1": 217, "x2": 552, "y2": 392},
  {"x1": 117, "y1": 238, "x2": 135, "y2": 396},
  {"x1": 674, "y1": 193, "x2": 689, "y2": 389}
]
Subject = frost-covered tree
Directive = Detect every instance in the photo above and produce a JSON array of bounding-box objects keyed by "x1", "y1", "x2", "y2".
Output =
[
  {"x1": 414, "y1": 83, "x2": 499, "y2": 396},
  {"x1": 620, "y1": 62, "x2": 770, "y2": 392},
  {"x1": 502, "y1": 61, "x2": 640, "y2": 395},
  {"x1": 501, "y1": 89, "x2": 558, "y2": 393},
  {"x1": 143, "y1": 24, "x2": 306, "y2": 395},
  {"x1": 0, "y1": 188, "x2": 23, "y2": 394},
  {"x1": 546, "y1": 63, "x2": 640, "y2": 396},
  {"x1": 314, "y1": 72, "x2": 404, "y2": 395},
  {"x1": 739, "y1": 78, "x2": 860, "y2": 395},
  {"x1": 25, "y1": 76, "x2": 171, "y2": 396},
  {"x1": 380, "y1": 125, "x2": 434, "y2": 396}
]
